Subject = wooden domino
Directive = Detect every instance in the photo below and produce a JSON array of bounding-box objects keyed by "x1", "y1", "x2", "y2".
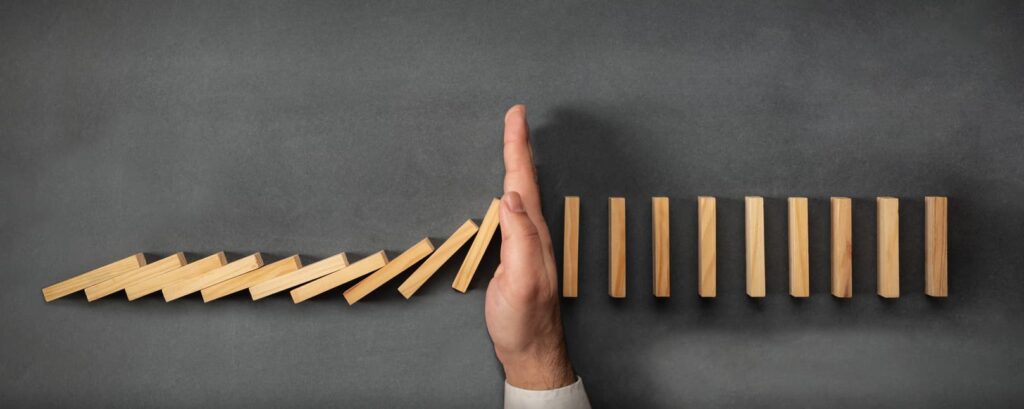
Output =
[
  {"x1": 830, "y1": 197, "x2": 853, "y2": 298},
  {"x1": 788, "y1": 197, "x2": 809, "y2": 297},
  {"x1": 652, "y1": 197, "x2": 670, "y2": 297},
  {"x1": 608, "y1": 197, "x2": 626, "y2": 298},
  {"x1": 43, "y1": 253, "x2": 146, "y2": 302},
  {"x1": 877, "y1": 197, "x2": 900, "y2": 298},
  {"x1": 124, "y1": 252, "x2": 226, "y2": 301},
  {"x1": 399, "y1": 220, "x2": 478, "y2": 299},
  {"x1": 84, "y1": 253, "x2": 186, "y2": 301},
  {"x1": 698, "y1": 196, "x2": 716, "y2": 297},
  {"x1": 163, "y1": 253, "x2": 264, "y2": 302},
  {"x1": 291, "y1": 251, "x2": 389, "y2": 303},
  {"x1": 925, "y1": 196, "x2": 948, "y2": 297},
  {"x1": 452, "y1": 199, "x2": 500, "y2": 293},
  {"x1": 745, "y1": 196, "x2": 766, "y2": 297},
  {"x1": 562, "y1": 196, "x2": 580, "y2": 298},
  {"x1": 250, "y1": 252, "x2": 349, "y2": 300},
  {"x1": 344, "y1": 238, "x2": 434, "y2": 305},
  {"x1": 200, "y1": 255, "x2": 302, "y2": 302}
]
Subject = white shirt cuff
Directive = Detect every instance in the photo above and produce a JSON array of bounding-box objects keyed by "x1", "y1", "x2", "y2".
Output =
[{"x1": 504, "y1": 376, "x2": 592, "y2": 409}]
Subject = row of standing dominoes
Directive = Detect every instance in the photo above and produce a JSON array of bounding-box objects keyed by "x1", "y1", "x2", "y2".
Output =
[{"x1": 561, "y1": 196, "x2": 949, "y2": 298}]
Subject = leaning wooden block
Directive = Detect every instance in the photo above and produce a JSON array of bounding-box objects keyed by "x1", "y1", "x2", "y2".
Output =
[
  {"x1": 398, "y1": 220, "x2": 478, "y2": 298},
  {"x1": 125, "y1": 252, "x2": 226, "y2": 301},
  {"x1": 608, "y1": 197, "x2": 626, "y2": 298},
  {"x1": 345, "y1": 238, "x2": 435, "y2": 305},
  {"x1": 42, "y1": 253, "x2": 146, "y2": 302},
  {"x1": 291, "y1": 251, "x2": 389, "y2": 303},
  {"x1": 788, "y1": 197, "x2": 809, "y2": 298},
  {"x1": 698, "y1": 196, "x2": 716, "y2": 297},
  {"x1": 201, "y1": 255, "x2": 302, "y2": 302},
  {"x1": 250, "y1": 252, "x2": 349, "y2": 300},
  {"x1": 452, "y1": 198, "x2": 500, "y2": 293},
  {"x1": 877, "y1": 197, "x2": 900, "y2": 298},
  {"x1": 84, "y1": 253, "x2": 186, "y2": 301},
  {"x1": 831, "y1": 197, "x2": 853, "y2": 298},
  {"x1": 925, "y1": 196, "x2": 948, "y2": 297},
  {"x1": 163, "y1": 253, "x2": 264, "y2": 302},
  {"x1": 562, "y1": 196, "x2": 580, "y2": 298},
  {"x1": 745, "y1": 196, "x2": 766, "y2": 297},
  {"x1": 652, "y1": 197, "x2": 670, "y2": 297}
]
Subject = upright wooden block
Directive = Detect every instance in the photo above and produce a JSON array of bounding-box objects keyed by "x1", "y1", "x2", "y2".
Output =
[
  {"x1": 398, "y1": 220, "x2": 478, "y2": 298},
  {"x1": 608, "y1": 197, "x2": 626, "y2": 298},
  {"x1": 124, "y1": 252, "x2": 226, "y2": 301},
  {"x1": 788, "y1": 197, "x2": 809, "y2": 298},
  {"x1": 250, "y1": 252, "x2": 349, "y2": 300},
  {"x1": 163, "y1": 253, "x2": 264, "y2": 302},
  {"x1": 831, "y1": 197, "x2": 853, "y2": 298},
  {"x1": 925, "y1": 196, "x2": 948, "y2": 297},
  {"x1": 42, "y1": 254, "x2": 146, "y2": 302},
  {"x1": 291, "y1": 251, "x2": 389, "y2": 303},
  {"x1": 698, "y1": 196, "x2": 716, "y2": 297},
  {"x1": 562, "y1": 196, "x2": 580, "y2": 298},
  {"x1": 345, "y1": 239, "x2": 435, "y2": 305},
  {"x1": 877, "y1": 197, "x2": 900, "y2": 298},
  {"x1": 452, "y1": 198, "x2": 500, "y2": 293},
  {"x1": 652, "y1": 197, "x2": 670, "y2": 297},
  {"x1": 200, "y1": 255, "x2": 302, "y2": 302},
  {"x1": 745, "y1": 196, "x2": 766, "y2": 297},
  {"x1": 84, "y1": 253, "x2": 186, "y2": 301}
]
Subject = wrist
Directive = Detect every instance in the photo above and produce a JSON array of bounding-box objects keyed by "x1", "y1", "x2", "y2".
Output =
[{"x1": 500, "y1": 343, "x2": 575, "y2": 390}]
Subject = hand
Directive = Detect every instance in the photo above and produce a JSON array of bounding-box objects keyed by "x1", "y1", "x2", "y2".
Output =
[{"x1": 485, "y1": 105, "x2": 575, "y2": 390}]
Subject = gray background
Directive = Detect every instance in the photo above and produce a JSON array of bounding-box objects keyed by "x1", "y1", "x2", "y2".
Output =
[{"x1": 2, "y1": 0, "x2": 1023, "y2": 407}]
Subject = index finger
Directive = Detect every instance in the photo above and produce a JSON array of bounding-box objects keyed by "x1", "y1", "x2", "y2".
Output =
[{"x1": 502, "y1": 105, "x2": 542, "y2": 215}]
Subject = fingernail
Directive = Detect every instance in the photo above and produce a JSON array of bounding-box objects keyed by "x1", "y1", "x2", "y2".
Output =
[{"x1": 503, "y1": 192, "x2": 525, "y2": 213}]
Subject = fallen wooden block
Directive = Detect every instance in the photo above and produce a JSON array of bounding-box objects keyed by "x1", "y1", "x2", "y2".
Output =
[
  {"x1": 745, "y1": 196, "x2": 766, "y2": 297},
  {"x1": 124, "y1": 252, "x2": 226, "y2": 301},
  {"x1": 877, "y1": 197, "x2": 900, "y2": 298},
  {"x1": 652, "y1": 197, "x2": 670, "y2": 297},
  {"x1": 291, "y1": 251, "x2": 389, "y2": 303},
  {"x1": 562, "y1": 196, "x2": 580, "y2": 298},
  {"x1": 84, "y1": 253, "x2": 186, "y2": 301},
  {"x1": 42, "y1": 253, "x2": 146, "y2": 302},
  {"x1": 788, "y1": 197, "x2": 809, "y2": 298},
  {"x1": 925, "y1": 196, "x2": 948, "y2": 297},
  {"x1": 698, "y1": 196, "x2": 716, "y2": 297},
  {"x1": 398, "y1": 220, "x2": 479, "y2": 298},
  {"x1": 452, "y1": 198, "x2": 500, "y2": 293},
  {"x1": 831, "y1": 197, "x2": 853, "y2": 298},
  {"x1": 345, "y1": 238, "x2": 435, "y2": 305},
  {"x1": 608, "y1": 197, "x2": 626, "y2": 298},
  {"x1": 163, "y1": 253, "x2": 264, "y2": 302},
  {"x1": 200, "y1": 255, "x2": 302, "y2": 302},
  {"x1": 250, "y1": 252, "x2": 349, "y2": 300}
]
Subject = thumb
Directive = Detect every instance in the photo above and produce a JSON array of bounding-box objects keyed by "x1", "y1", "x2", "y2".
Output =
[{"x1": 499, "y1": 191, "x2": 545, "y2": 278}]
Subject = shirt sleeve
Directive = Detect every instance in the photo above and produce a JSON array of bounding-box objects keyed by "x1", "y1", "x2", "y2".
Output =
[{"x1": 504, "y1": 377, "x2": 592, "y2": 409}]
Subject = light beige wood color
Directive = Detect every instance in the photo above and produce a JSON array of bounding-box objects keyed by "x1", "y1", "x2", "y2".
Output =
[
  {"x1": 124, "y1": 252, "x2": 226, "y2": 301},
  {"x1": 84, "y1": 253, "x2": 186, "y2": 301},
  {"x1": 652, "y1": 197, "x2": 670, "y2": 297},
  {"x1": 698, "y1": 196, "x2": 716, "y2": 297},
  {"x1": 788, "y1": 197, "x2": 809, "y2": 298},
  {"x1": 398, "y1": 220, "x2": 478, "y2": 298},
  {"x1": 163, "y1": 253, "x2": 264, "y2": 302},
  {"x1": 562, "y1": 196, "x2": 580, "y2": 298},
  {"x1": 43, "y1": 254, "x2": 146, "y2": 302},
  {"x1": 250, "y1": 252, "x2": 349, "y2": 300},
  {"x1": 831, "y1": 197, "x2": 853, "y2": 298},
  {"x1": 745, "y1": 196, "x2": 766, "y2": 297},
  {"x1": 925, "y1": 196, "x2": 948, "y2": 297},
  {"x1": 201, "y1": 255, "x2": 302, "y2": 302},
  {"x1": 452, "y1": 198, "x2": 500, "y2": 293},
  {"x1": 345, "y1": 239, "x2": 435, "y2": 305},
  {"x1": 608, "y1": 197, "x2": 626, "y2": 298},
  {"x1": 291, "y1": 251, "x2": 389, "y2": 303},
  {"x1": 877, "y1": 197, "x2": 900, "y2": 298}
]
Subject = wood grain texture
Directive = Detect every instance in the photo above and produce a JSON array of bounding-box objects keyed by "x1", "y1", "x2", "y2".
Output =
[
  {"x1": 925, "y1": 196, "x2": 948, "y2": 297},
  {"x1": 42, "y1": 253, "x2": 146, "y2": 302},
  {"x1": 830, "y1": 197, "x2": 853, "y2": 298},
  {"x1": 344, "y1": 238, "x2": 435, "y2": 305},
  {"x1": 562, "y1": 196, "x2": 580, "y2": 298},
  {"x1": 84, "y1": 253, "x2": 186, "y2": 301},
  {"x1": 249, "y1": 252, "x2": 349, "y2": 300},
  {"x1": 398, "y1": 220, "x2": 478, "y2": 298},
  {"x1": 788, "y1": 197, "x2": 809, "y2": 298},
  {"x1": 877, "y1": 197, "x2": 900, "y2": 298},
  {"x1": 652, "y1": 197, "x2": 670, "y2": 297},
  {"x1": 291, "y1": 251, "x2": 389, "y2": 303},
  {"x1": 124, "y1": 252, "x2": 226, "y2": 301},
  {"x1": 452, "y1": 198, "x2": 500, "y2": 293},
  {"x1": 163, "y1": 253, "x2": 264, "y2": 302},
  {"x1": 608, "y1": 197, "x2": 626, "y2": 298},
  {"x1": 698, "y1": 196, "x2": 717, "y2": 297},
  {"x1": 745, "y1": 196, "x2": 766, "y2": 297},
  {"x1": 201, "y1": 255, "x2": 302, "y2": 302}
]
